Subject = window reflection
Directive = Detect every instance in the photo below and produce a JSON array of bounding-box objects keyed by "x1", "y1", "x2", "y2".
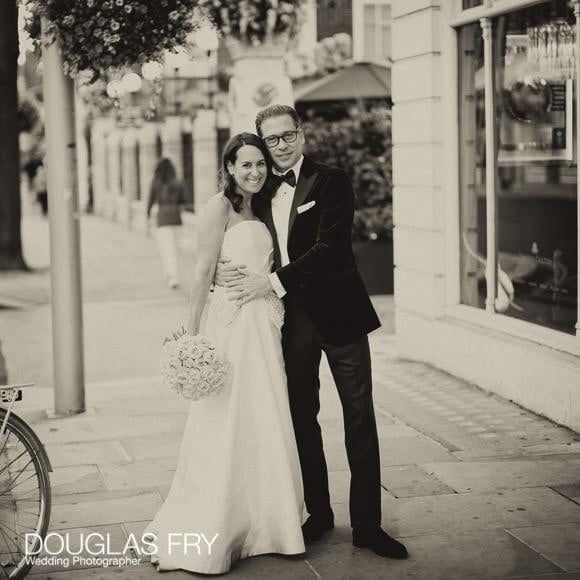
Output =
[
  {"x1": 459, "y1": 1, "x2": 578, "y2": 334},
  {"x1": 496, "y1": 2, "x2": 577, "y2": 334}
]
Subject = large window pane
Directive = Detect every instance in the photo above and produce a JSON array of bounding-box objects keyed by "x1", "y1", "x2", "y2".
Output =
[
  {"x1": 495, "y1": 2, "x2": 577, "y2": 333},
  {"x1": 459, "y1": 23, "x2": 486, "y2": 310}
]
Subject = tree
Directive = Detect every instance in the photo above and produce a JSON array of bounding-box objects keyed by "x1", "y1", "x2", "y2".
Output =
[{"x1": 0, "y1": 0, "x2": 27, "y2": 271}]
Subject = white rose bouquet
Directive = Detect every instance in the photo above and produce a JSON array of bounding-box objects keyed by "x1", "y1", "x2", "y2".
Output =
[{"x1": 160, "y1": 327, "x2": 228, "y2": 401}]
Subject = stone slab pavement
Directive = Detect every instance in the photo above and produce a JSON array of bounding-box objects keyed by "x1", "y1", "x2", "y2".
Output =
[{"x1": 1, "y1": 214, "x2": 580, "y2": 580}]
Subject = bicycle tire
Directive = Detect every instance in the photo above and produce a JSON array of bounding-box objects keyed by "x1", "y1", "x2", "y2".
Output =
[{"x1": 0, "y1": 408, "x2": 51, "y2": 579}]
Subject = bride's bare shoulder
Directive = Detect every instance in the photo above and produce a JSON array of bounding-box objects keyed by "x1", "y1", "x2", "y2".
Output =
[
  {"x1": 209, "y1": 192, "x2": 230, "y2": 206},
  {"x1": 201, "y1": 193, "x2": 230, "y2": 223}
]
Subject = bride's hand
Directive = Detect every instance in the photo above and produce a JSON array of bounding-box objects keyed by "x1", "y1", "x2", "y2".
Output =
[
  {"x1": 214, "y1": 257, "x2": 247, "y2": 287},
  {"x1": 226, "y1": 271, "x2": 273, "y2": 306}
]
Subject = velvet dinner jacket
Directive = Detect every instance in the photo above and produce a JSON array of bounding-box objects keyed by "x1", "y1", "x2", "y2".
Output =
[{"x1": 255, "y1": 156, "x2": 381, "y2": 347}]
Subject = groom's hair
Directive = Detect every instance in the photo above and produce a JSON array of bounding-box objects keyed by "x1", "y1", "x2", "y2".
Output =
[{"x1": 255, "y1": 105, "x2": 301, "y2": 137}]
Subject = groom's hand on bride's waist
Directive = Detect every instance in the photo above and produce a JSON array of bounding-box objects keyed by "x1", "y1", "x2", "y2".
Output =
[
  {"x1": 226, "y1": 272, "x2": 273, "y2": 306},
  {"x1": 214, "y1": 256, "x2": 247, "y2": 287}
]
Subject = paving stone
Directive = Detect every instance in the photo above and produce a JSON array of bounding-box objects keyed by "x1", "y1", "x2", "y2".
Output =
[
  {"x1": 29, "y1": 563, "x2": 192, "y2": 578},
  {"x1": 380, "y1": 465, "x2": 455, "y2": 498},
  {"x1": 551, "y1": 485, "x2": 580, "y2": 505},
  {"x1": 305, "y1": 528, "x2": 559, "y2": 580},
  {"x1": 224, "y1": 554, "x2": 315, "y2": 579},
  {"x1": 50, "y1": 465, "x2": 106, "y2": 496},
  {"x1": 98, "y1": 457, "x2": 178, "y2": 491},
  {"x1": 120, "y1": 432, "x2": 182, "y2": 461},
  {"x1": 521, "y1": 442, "x2": 580, "y2": 455},
  {"x1": 92, "y1": 396, "x2": 188, "y2": 417},
  {"x1": 423, "y1": 460, "x2": 580, "y2": 492},
  {"x1": 508, "y1": 523, "x2": 580, "y2": 571},
  {"x1": 46, "y1": 441, "x2": 131, "y2": 467},
  {"x1": 30, "y1": 548, "x2": 314, "y2": 579},
  {"x1": 328, "y1": 469, "x2": 350, "y2": 503},
  {"x1": 51, "y1": 488, "x2": 162, "y2": 506},
  {"x1": 34, "y1": 414, "x2": 187, "y2": 444},
  {"x1": 383, "y1": 487, "x2": 580, "y2": 538},
  {"x1": 498, "y1": 574, "x2": 580, "y2": 580},
  {"x1": 325, "y1": 436, "x2": 458, "y2": 472},
  {"x1": 319, "y1": 415, "x2": 401, "y2": 443},
  {"x1": 50, "y1": 489, "x2": 163, "y2": 530}
]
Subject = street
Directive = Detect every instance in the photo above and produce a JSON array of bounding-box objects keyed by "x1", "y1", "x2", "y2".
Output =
[{"x1": 0, "y1": 214, "x2": 579, "y2": 579}]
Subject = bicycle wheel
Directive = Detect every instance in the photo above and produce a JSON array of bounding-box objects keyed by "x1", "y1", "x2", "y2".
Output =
[{"x1": 0, "y1": 408, "x2": 51, "y2": 579}]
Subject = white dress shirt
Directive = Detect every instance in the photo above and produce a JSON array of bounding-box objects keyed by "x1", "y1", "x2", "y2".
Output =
[{"x1": 268, "y1": 155, "x2": 305, "y2": 298}]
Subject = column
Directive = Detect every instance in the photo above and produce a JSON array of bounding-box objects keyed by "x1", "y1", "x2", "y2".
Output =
[
  {"x1": 90, "y1": 117, "x2": 112, "y2": 217},
  {"x1": 193, "y1": 109, "x2": 218, "y2": 211},
  {"x1": 119, "y1": 126, "x2": 138, "y2": 227},
  {"x1": 106, "y1": 127, "x2": 122, "y2": 221},
  {"x1": 160, "y1": 115, "x2": 184, "y2": 178},
  {"x1": 137, "y1": 121, "x2": 159, "y2": 234}
]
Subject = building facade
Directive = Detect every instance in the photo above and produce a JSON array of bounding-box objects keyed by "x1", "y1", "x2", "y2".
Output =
[{"x1": 391, "y1": 0, "x2": 580, "y2": 431}]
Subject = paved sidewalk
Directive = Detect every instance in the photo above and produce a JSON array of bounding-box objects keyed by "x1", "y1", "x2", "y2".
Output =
[{"x1": 1, "y1": 215, "x2": 580, "y2": 580}]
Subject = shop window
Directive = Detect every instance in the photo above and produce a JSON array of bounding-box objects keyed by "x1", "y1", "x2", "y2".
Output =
[{"x1": 459, "y1": 0, "x2": 578, "y2": 334}]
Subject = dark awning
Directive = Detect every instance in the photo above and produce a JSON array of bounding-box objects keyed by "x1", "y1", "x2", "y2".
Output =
[{"x1": 294, "y1": 62, "x2": 390, "y2": 103}]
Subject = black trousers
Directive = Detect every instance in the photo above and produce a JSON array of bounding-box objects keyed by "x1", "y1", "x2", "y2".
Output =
[{"x1": 282, "y1": 296, "x2": 381, "y2": 531}]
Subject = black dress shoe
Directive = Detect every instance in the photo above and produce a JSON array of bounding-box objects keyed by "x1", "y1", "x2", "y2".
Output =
[
  {"x1": 302, "y1": 512, "x2": 334, "y2": 544},
  {"x1": 353, "y1": 528, "x2": 408, "y2": 559}
]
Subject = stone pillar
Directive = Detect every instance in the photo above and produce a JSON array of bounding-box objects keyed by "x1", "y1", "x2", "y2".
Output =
[
  {"x1": 227, "y1": 39, "x2": 294, "y2": 134},
  {"x1": 160, "y1": 115, "x2": 184, "y2": 179},
  {"x1": 106, "y1": 127, "x2": 122, "y2": 221},
  {"x1": 193, "y1": 109, "x2": 218, "y2": 211},
  {"x1": 137, "y1": 122, "x2": 159, "y2": 235},
  {"x1": 90, "y1": 117, "x2": 112, "y2": 217},
  {"x1": 120, "y1": 127, "x2": 139, "y2": 227}
]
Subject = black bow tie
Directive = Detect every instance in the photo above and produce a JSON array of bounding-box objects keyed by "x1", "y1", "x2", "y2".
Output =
[{"x1": 275, "y1": 171, "x2": 296, "y2": 188}]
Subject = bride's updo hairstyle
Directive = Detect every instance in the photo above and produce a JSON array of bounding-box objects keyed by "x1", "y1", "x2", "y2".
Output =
[{"x1": 220, "y1": 132, "x2": 273, "y2": 213}]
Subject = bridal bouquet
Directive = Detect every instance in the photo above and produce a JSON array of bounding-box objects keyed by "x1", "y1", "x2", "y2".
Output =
[{"x1": 160, "y1": 328, "x2": 228, "y2": 401}]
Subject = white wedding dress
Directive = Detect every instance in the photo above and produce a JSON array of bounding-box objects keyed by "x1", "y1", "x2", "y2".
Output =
[{"x1": 145, "y1": 220, "x2": 305, "y2": 574}]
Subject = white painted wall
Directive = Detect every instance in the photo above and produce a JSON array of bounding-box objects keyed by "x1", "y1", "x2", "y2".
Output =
[{"x1": 391, "y1": 0, "x2": 580, "y2": 432}]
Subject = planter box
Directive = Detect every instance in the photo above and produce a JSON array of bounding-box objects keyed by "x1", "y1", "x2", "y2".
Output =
[{"x1": 353, "y1": 240, "x2": 394, "y2": 295}]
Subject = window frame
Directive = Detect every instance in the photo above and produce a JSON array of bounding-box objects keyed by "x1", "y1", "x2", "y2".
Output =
[
  {"x1": 352, "y1": 0, "x2": 392, "y2": 64},
  {"x1": 443, "y1": 0, "x2": 580, "y2": 344}
]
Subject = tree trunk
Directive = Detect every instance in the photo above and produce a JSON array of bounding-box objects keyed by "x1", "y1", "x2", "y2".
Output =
[{"x1": 0, "y1": 0, "x2": 27, "y2": 271}]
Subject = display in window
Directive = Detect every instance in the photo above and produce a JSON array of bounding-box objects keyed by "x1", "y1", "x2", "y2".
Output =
[{"x1": 499, "y1": 33, "x2": 574, "y2": 164}]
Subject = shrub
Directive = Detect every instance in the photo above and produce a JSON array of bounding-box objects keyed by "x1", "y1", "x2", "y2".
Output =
[{"x1": 302, "y1": 106, "x2": 392, "y2": 242}]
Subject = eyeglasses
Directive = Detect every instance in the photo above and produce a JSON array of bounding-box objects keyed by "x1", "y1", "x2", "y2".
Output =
[{"x1": 262, "y1": 130, "x2": 300, "y2": 148}]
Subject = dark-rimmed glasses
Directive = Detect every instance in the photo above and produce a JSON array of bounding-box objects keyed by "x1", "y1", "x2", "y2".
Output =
[{"x1": 263, "y1": 130, "x2": 300, "y2": 148}]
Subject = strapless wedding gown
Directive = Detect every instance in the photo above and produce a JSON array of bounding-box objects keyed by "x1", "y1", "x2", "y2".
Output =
[{"x1": 145, "y1": 221, "x2": 305, "y2": 574}]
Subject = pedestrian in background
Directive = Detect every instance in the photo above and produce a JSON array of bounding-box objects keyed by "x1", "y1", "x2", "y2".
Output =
[
  {"x1": 24, "y1": 158, "x2": 48, "y2": 217},
  {"x1": 147, "y1": 158, "x2": 184, "y2": 289}
]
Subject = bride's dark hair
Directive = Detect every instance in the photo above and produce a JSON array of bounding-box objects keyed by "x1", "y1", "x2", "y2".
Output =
[{"x1": 220, "y1": 132, "x2": 273, "y2": 213}]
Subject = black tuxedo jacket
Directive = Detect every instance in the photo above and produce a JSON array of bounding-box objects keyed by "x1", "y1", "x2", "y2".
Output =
[{"x1": 254, "y1": 156, "x2": 381, "y2": 346}]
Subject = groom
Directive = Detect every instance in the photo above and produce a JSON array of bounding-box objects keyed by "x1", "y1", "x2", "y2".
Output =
[{"x1": 219, "y1": 105, "x2": 407, "y2": 560}]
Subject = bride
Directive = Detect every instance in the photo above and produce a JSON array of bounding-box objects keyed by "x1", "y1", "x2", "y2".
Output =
[{"x1": 144, "y1": 133, "x2": 305, "y2": 574}]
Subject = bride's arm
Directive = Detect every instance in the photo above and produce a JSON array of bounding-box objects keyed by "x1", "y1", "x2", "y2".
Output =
[{"x1": 187, "y1": 196, "x2": 229, "y2": 334}]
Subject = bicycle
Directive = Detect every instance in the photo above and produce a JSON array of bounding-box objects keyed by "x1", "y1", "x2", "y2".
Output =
[{"x1": 0, "y1": 384, "x2": 52, "y2": 579}]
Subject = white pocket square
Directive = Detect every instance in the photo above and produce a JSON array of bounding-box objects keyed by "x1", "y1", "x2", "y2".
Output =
[{"x1": 297, "y1": 200, "x2": 316, "y2": 214}]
